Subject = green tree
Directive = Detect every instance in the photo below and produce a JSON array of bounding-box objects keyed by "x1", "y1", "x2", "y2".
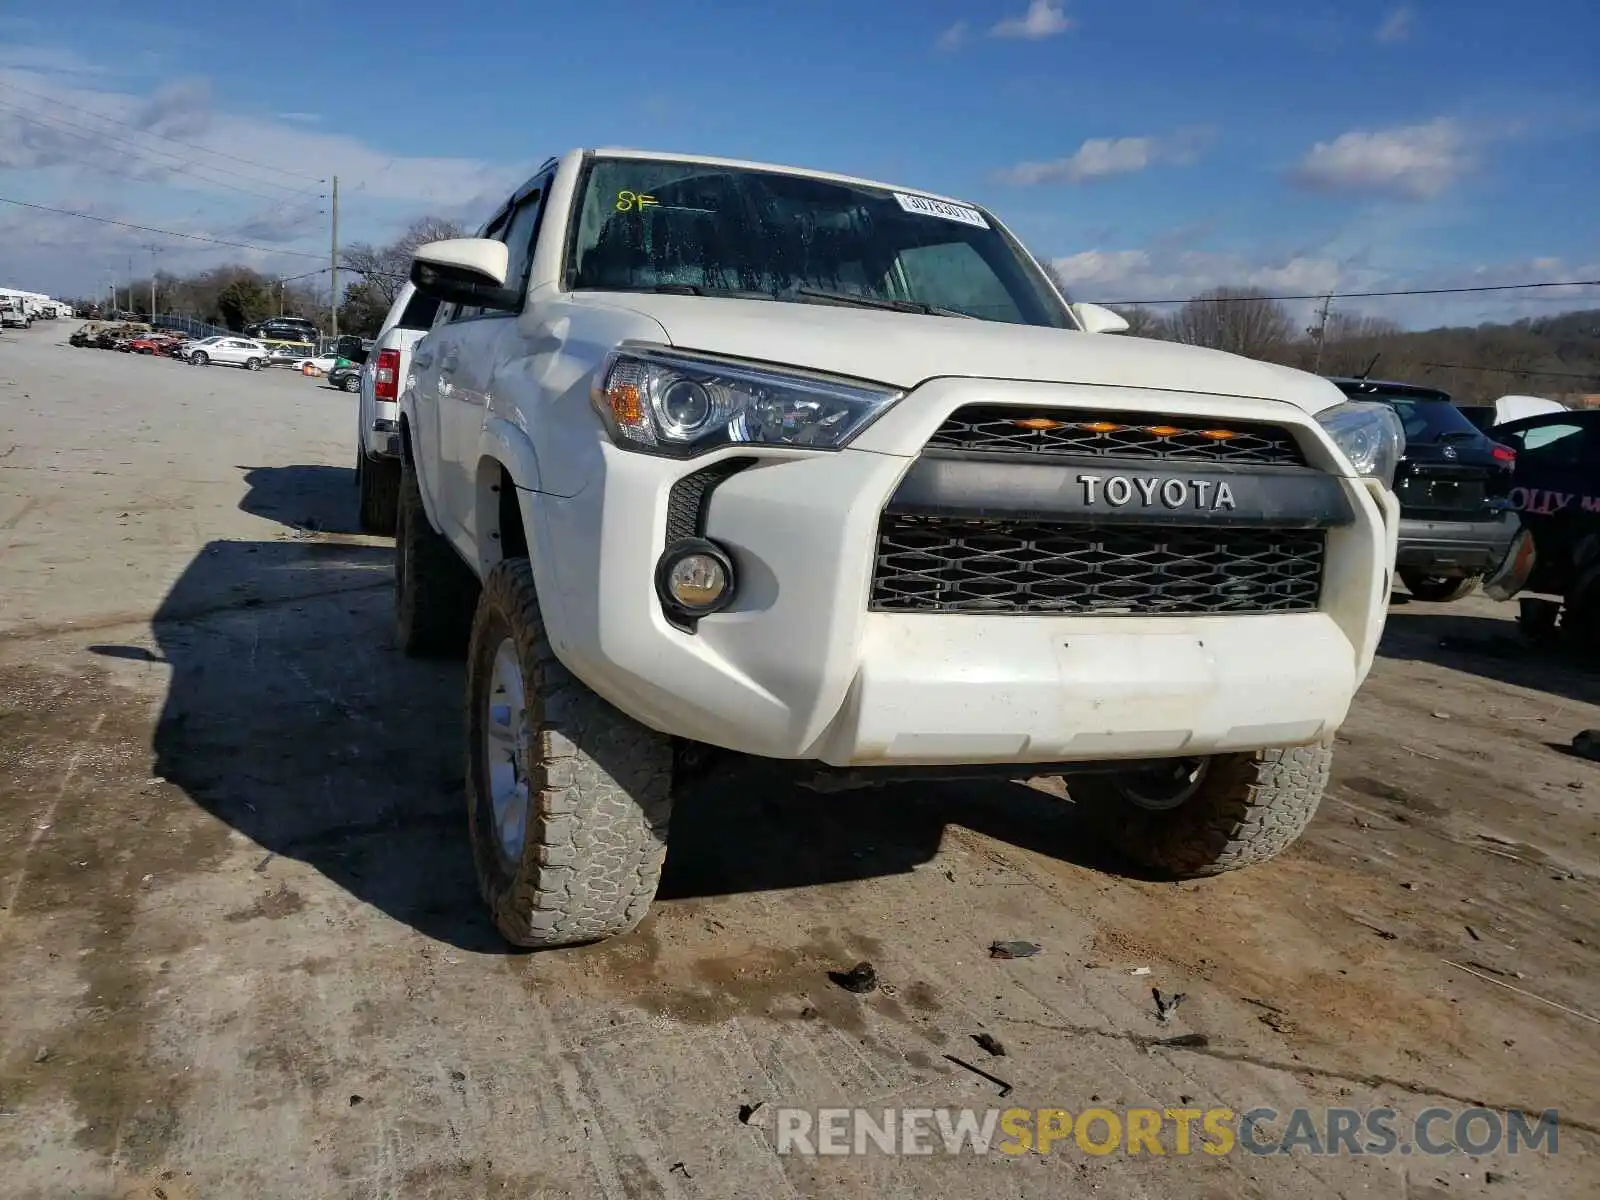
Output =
[
  {"x1": 339, "y1": 279, "x2": 391, "y2": 338},
  {"x1": 214, "y1": 276, "x2": 275, "y2": 331}
]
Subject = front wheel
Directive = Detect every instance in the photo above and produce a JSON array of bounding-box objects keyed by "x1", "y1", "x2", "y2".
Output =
[
  {"x1": 246, "y1": 357, "x2": 263, "y2": 371},
  {"x1": 1401, "y1": 571, "x2": 1478, "y2": 603},
  {"x1": 343, "y1": 375, "x2": 361, "y2": 393},
  {"x1": 466, "y1": 558, "x2": 674, "y2": 948},
  {"x1": 191, "y1": 351, "x2": 209, "y2": 366},
  {"x1": 1070, "y1": 744, "x2": 1332, "y2": 878}
]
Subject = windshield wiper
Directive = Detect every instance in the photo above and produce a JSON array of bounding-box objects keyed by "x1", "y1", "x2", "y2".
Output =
[
  {"x1": 606, "y1": 283, "x2": 776, "y2": 301},
  {"x1": 786, "y1": 287, "x2": 974, "y2": 318}
]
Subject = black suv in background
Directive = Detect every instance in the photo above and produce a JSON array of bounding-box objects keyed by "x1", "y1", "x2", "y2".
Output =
[
  {"x1": 245, "y1": 316, "x2": 320, "y2": 345},
  {"x1": 1329, "y1": 377, "x2": 1517, "y2": 602}
]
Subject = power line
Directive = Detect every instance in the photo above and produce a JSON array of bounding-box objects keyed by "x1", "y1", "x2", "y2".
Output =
[
  {"x1": 1104, "y1": 279, "x2": 1600, "y2": 306},
  {"x1": 1420, "y1": 362, "x2": 1600, "y2": 381},
  {"x1": 0, "y1": 78, "x2": 327, "y2": 188},
  {"x1": 0, "y1": 99, "x2": 321, "y2": 204},
  {"x1": 0, "y1": 195, "x2": 325, "y2": 259}
]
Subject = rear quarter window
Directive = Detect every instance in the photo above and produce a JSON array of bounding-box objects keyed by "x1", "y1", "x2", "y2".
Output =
[{"x1": 395, "y1": 292, "x2": 442, "y2": 331}]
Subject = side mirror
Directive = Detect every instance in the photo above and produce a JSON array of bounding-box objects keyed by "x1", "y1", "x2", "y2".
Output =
[
  {"x1": 1071, "y1": 302, "x2": 1131, "y2": 334},
  {"x1": 410, "y1": 238, "x2": 520, "y2": 312}
]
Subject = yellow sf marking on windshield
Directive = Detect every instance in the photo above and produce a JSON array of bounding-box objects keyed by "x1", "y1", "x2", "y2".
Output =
[{"x1": 616, "y1": 191, "x2": 659, "y2": 212}]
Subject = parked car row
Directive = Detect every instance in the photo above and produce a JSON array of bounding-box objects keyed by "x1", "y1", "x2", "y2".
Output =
[{"x1": 69, "y1": 324, "x2": 281, "y2": 370}]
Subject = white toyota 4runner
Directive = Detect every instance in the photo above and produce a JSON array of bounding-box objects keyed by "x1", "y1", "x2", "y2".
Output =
[{"x1": 396, "y1": 148, "x2": 1403, "y2": 949}]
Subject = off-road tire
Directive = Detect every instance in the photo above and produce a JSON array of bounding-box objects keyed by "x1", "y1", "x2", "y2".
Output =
[
  {"x1": 1400, "y1": 571, "x2": 1478, "y2": 603},
  {"x1": 465, "y1": 558, "x2": 673, "y2": 948},
  {"x1": 358, "y1": 453, "x2": 401, "y2": 535},
  {"x1": 395, "y1": 456, "x2": 477, "y2": 657},
  {"x1": 1071, "y1": 744, "x2": 1333, "y2": 878}
]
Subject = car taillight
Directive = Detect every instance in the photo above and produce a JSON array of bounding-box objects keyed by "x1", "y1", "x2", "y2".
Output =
[
  {"x1": 1492, "y1": 444, "x2": 1516, "y2": 465},
  {"x1": 374, "y1": 348, "x2": 401, "y2": 401}
]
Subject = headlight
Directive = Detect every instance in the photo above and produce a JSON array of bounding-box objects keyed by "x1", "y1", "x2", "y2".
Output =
[
  {"x1": 1315, "y1": 401, "x2": 1405, "y2": 488},
  {"x1": 591, "y1": 346, "x2": 903, "y2": 457}
]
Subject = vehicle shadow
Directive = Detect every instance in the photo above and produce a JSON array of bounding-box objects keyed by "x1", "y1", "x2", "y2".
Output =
[
  {"x1": 111, "y1": 534, "x2": 1133, "y2": 952},
  {"x1": 1378, "y1": 607, "x2": 1600, "y2": 706},
  {"x1": 236, "y1": 464, "x2": 364, "y2": 535},
  {"x1": 662, "y1": 767, "x2": 1129, "y2": 902}
]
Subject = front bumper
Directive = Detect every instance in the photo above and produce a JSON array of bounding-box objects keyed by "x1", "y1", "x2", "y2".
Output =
[
  {"x1": 1396, "y1": 511, "x2": 1517, "y2": 577},
  {"x1": 526, "y1": 378, "x2": 1398, "y2": 767}
]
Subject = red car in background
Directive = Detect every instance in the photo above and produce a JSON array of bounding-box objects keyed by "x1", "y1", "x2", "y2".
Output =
[{"x1": 125, "y1": 334, "x2": 183, "y2": 355}]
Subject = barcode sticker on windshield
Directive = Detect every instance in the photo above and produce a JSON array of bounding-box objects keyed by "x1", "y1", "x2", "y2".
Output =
[{"x1": 892, "y1": 192, "x2": 989, "y2": 228}]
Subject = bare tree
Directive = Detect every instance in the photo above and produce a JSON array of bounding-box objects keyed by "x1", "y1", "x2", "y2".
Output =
[
  {"x1": 1315, "y1": 311, "x2": 1405, "y2": 377},
  {"x1": 1109, "y1": 305, "x2": 1168, "y2": 339},
  {"x1": 1168, "y1": 287, "x2": 1295, "y2": 362},
  {"x1": 340, "y1": 215, "x2": 467, "y2": 308}
]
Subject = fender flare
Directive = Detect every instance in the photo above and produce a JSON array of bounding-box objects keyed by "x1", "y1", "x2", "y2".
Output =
[{"x1": 477, "y1": 416, "x2": 542, "y2": 493}]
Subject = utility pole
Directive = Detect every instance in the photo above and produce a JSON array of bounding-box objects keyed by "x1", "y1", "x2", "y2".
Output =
[
  {"x1": 149, "y1": 245, "x2": 158, "y2": 320},
  {"x1": 1311, "y1": 292, "x2": 1334, "y2": 374},
  {"x1": 329, "y1": 174, "x2": 339, "y2": 347}
]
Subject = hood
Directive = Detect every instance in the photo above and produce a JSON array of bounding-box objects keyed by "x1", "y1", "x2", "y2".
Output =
[{"x1": 574, "y1": 292, "x2": 1345, "y2": 416}]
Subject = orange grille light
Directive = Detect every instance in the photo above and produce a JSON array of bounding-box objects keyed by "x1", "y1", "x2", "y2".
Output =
[
  {"x1": 1197, "y1": 429, "x2": 1239, "y2": 441},
  {"x1": 1011, "y1": 417, "x2": 1066, "y2": 430},
  {"x1": 1077, "y1": 421, "x2": 1120, "y2": 433},
  {"x1": 1144, "y1": 425, "x2": 1183, "y2": 436}
]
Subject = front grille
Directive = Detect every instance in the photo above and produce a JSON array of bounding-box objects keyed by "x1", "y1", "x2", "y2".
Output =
[
  {"x1": 927, "y1": 406, "x2": 1305, "y2": 466},
  {"x1": 870, "y1": 515, "x2": 1324, "y2": 615}
]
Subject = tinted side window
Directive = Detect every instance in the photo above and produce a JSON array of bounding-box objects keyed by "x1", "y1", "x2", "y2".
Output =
[
  {"x1": 396, "y1": 291, "x2": 442, "y2": 331},
  {"x1": 448, "y1": 210, "x2": 512, "y2": 323},
  {"x1": 500, "y1": 184, "x2": 550, "y2": 298},
  {"x1": 1513, "y1": 422, "x2": 1587, "y2": 466}
]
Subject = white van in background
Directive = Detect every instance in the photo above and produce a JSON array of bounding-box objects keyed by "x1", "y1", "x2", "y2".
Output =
[{"x1": 354, "y1": 281, "x2": 443, "y2": 533}]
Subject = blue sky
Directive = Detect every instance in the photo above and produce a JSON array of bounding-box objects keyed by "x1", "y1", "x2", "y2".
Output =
[{"x1": 1, "y1": 0, "x2": 1596, "y2": 326}]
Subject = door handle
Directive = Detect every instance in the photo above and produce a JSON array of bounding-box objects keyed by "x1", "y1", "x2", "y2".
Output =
[{"x1": 439, "y1": 350, "x2": 459, "y2": 374}]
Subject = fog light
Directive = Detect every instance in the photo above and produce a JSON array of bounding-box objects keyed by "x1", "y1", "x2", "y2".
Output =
[
  {"x1": 668, "y1": 554, "x2": 726, "y2": 608},
  {"x1": 655, "y1": 538, "x2": 736, "y2": 622}
]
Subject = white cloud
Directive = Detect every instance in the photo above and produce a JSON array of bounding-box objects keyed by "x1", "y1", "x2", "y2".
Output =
[
  {"x1": 1289, "y1": 118, "x2": 1474, "y2": 200},
  {"x1": 1376, "y1": 4, "x2": 1415, "y2": 44},
  {"x1": 937, "y1": 21, "x2": 969, "y2": 52},
  {"x1": 991, "y1": 1, "x2": 1073, "y2": 40},
  {"x1": 0, "y1": 54, "x2": 533, "y2": 294},
  {"x1": 276, "y1": 112, "x2": 322, "y2": 124},
  {"x1": 1046, "y1": 241, "x2": 1600, "y2": 328},
  {"x1": 997, "y1": 129, "x2": 1213, "y2": 186},
  {"x1": 1050, "y1": 247, "x2": 1346, "y2": 307}
]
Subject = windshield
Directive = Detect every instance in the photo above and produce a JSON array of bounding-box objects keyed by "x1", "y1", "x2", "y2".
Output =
[{"x1": 566, "y1": 157, "x2": 1071, "y2": 328}]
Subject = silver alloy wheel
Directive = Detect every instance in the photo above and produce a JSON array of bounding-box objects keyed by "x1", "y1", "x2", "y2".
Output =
[
  {"x1": 1117, "y1": 757, "x2": 1210, "y2": 811},
  {"x1": 483, "y1": 637, "x2": 530, "y2": 863}
]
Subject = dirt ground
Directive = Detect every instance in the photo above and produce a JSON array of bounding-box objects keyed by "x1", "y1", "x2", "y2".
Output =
[{"x1": 1, "y1": 324, "x2": 1596, "y2": 1198}]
